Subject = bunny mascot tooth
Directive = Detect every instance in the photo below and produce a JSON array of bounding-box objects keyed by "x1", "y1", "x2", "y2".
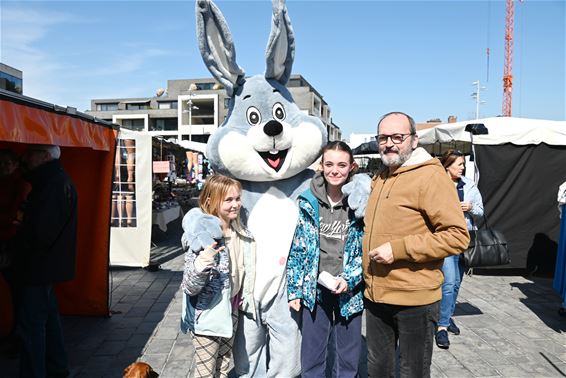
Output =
[{"x1": 182, "y1": 0, "x2": 328, "y2": 376}]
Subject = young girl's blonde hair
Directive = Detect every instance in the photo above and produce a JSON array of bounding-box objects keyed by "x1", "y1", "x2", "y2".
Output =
[{"x1": 198, "y1": 175, "x2": 242, "y2": 225}]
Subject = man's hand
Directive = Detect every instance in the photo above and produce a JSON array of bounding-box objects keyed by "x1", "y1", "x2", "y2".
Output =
[
  {"x1": 368, "y1": 242, "x2": 394, "y2": 264},
  {"x1": 332, "y1": 277, "x2": 348, "y2": 294},
  {"x1": 288, "y1": 299, "x2": 301, "y2": 312},
  {"x1": 461, "y1": 201, "x2": 473, "y2": 212}
]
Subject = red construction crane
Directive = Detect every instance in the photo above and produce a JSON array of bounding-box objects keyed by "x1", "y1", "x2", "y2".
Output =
[{"x1": 502, "y1": 0, "x2": 521, "y2": 117}]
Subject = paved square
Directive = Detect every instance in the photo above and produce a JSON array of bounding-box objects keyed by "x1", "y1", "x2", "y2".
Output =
[{"x1": 2, "y1": 242, "x2": 565, "y2": 377}]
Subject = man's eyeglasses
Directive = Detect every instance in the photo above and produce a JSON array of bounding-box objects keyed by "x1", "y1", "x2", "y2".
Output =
[{"x1": 375, "y1": 133, "x2": 414, "y2": 145}]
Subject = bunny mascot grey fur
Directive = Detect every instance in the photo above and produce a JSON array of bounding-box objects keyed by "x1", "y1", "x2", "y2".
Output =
[{"x1": 182, "y1": 0, "x2": 328, "y2": 376}]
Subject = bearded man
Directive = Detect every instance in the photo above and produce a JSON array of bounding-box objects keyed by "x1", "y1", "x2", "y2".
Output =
[{"x1": 363, "y1": 112, "x2": 469, "y2": 377}]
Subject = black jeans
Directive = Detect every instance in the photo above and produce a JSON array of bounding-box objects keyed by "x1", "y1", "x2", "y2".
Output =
[{"x1": 365, "y1": 299, "x2": 439, "y2": 378}]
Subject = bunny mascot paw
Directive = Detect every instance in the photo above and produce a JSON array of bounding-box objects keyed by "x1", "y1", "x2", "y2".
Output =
[
  {"x1": 342, "y1": 173, "x2": 372, "y2": 219},
  {"x1": 181, "y1": 208, "x2": 223, "y2": 253}
]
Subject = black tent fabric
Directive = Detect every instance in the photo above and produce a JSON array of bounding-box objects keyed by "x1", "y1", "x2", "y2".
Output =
[
  {"x1": 352, "y1": 140, "x2": 378, "y2": 155},
  {"x1": 475, "y1": 143, "x2": 566, "y2": 271}
]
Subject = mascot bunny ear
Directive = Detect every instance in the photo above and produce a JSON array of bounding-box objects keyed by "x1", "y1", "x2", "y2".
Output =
[
  {"x1": 265, "y1": 0, "x2": 295, "y2": 85},
  {"x1": 196, "y1": 0, "x2": 245, "y2": 97}
]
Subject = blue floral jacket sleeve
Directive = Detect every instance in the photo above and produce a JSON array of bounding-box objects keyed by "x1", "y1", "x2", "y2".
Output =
[
  {"x1": 339, "y1": 217, "x2": 364, "y2": 292},
  {"x1": 287, "y1": 204, "x2": 310, "y2": 301}
]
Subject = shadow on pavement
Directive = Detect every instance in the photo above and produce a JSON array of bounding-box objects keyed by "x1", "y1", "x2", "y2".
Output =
[
  {"x1": 454, "y1": 302, "x2": 483, "y2": 316},
  {"x1": 149, "y1": 216, "x2": 184, "y2": 268},
  {"x1": 510, "y1": 278, "x2": 566, "y2": 333}
]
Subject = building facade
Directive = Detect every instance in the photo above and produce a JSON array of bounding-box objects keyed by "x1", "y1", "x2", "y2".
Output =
[
  {"x1": 0, "y1": 63, "x2": 23, "y2": 94},
  {"x1": 87, "y1": 74, "x2": 341, "y2": 143}
]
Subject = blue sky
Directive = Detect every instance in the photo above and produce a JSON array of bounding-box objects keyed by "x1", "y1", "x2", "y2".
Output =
[{"x1": 1, "y1": 0, "x2": 564, "y2": 139}]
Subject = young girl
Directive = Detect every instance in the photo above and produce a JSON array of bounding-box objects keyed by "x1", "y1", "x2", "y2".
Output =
[
  {"x1": 180, "y1": 175, "x2": 255, "y2": 378},
  {"x1": 287, "y1": 141, "x2": 364, "y2": 377}
]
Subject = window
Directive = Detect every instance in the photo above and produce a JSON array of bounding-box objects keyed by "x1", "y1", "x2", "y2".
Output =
[
  {"x1": 150, "y1": 118, "x2": 177, "y2": 131},
  {"x1": 121, "y1": 118, "x2": 145, "y2": 131},
  {"x1": 0, "y1": 71, "x2": 22, "y2": 94},
  {"x1": 287, "y1": 78, "x2": 303, "y2": 88},
  {"x1": 96, "y1": 103, "x2": 118, "y2": 111},
  {"x1": 158, "y1": 101, "x2": 178, "y2": 110},
  {"x1": 195, "y1": 82, "x2": 214, "y2": 90},
  {"x1": 126, "y1": 102, "x2": 149, "y2": 110}
]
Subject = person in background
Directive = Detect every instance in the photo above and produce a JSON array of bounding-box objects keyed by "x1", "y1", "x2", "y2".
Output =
[
  {"x1": 0, "y1": 149, "x2": 30, "y2": 240},
  {"x1": 11, "y1": 144, "x2": 77, "y2": 378},
  {"x1": 363, "y1": 112, "x2": 469, "y2": 377},
  {"x1": 287, "y1": 141, "x2": 364, "y2": 377},
  {"x1": 0, "y1": 149, "x2": 31, "y2": 357},
  {"x1": 435, "y1": 149, "x2": 484, "y2": 349},
  {"x1": 180, "y1": 175, "x2": 255, "y2": 378}
]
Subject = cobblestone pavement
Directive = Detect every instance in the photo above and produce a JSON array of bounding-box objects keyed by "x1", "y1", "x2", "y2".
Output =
[{"x1": 2, "y1": 233, "x2": 565, "y2": 377}]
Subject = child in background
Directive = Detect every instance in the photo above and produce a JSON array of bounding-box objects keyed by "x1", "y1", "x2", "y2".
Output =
[
  {"x1": 180, "y1": 175, "x2": 255, "y2": 378},
  {"x1": 287, "y1": 141, "x2": 365, "y2": 377}
]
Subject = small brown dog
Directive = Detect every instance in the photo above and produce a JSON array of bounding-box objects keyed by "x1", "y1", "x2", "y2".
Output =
[{"x1": 122, "y1": 362, "x2": 159, "y2": 378}]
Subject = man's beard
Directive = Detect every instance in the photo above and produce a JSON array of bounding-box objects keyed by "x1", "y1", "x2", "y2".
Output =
[{"x1": 380, "y1": 147, "x2": 412, "y2": 168}]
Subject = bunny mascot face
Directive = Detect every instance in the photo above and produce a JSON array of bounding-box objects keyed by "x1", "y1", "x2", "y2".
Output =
[{"x1": 194, "y1": 0, "x2": 326, "y2": 375}]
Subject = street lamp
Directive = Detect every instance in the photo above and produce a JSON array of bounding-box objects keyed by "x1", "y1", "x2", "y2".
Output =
[{"x1": 183, "y1": 90, "x2": 199, "y2": 141}]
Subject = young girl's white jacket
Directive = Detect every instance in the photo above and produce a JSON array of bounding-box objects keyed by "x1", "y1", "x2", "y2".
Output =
[{"x1": 180, "y1": 217, "x2": 256, "y2": 338}]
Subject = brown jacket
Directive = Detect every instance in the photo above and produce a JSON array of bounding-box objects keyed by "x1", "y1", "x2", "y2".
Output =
[{"x1": 363, "y1": 148, "x2": 469, "y2": 306}]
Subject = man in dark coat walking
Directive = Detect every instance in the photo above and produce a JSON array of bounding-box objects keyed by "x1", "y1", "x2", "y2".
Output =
[{"x1": 11, "y1": 144, "x2": 77, "y2": 378}]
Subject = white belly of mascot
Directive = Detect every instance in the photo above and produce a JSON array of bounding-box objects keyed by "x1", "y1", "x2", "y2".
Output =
[{"x1": 247, "y1": 187, "x2": 298, "y2": 304}]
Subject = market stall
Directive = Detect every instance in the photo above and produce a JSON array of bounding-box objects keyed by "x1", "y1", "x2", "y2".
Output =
[
  {"x1": 152, "y1": 138, "x2": 208, "y2": 211},
  {"x1": 0, "y1": 89, "x2": 118, "y2": 334},
  {"x1": 109, "y1": 134, "x2": 207, "y2": 267}
]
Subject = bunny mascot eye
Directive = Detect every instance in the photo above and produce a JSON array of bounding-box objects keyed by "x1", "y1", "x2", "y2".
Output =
[
  {"x1": 272, "y1": 103, "x2": 285, "y2": 121},
  {"x1": 246, "y1": 106, "x2": 262, "y2": 126}
]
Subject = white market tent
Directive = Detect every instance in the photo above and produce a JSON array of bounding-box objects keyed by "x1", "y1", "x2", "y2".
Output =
[
  {"x1": 418, "y1": 117, "x2": 566, "y2": 147},
  {"x1": 418, "y1": 117, "x2": 566, "y2": 272}
]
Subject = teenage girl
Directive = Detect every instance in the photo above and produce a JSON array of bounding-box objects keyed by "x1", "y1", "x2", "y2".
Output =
[{"x1": 287, "y1": 141, "x2": 365, "y2": 377}]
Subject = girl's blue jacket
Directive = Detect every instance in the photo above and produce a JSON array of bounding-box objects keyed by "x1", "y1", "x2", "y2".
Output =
[{"x1": 287, "y1": 188, "x2": 364, "y2": 319}]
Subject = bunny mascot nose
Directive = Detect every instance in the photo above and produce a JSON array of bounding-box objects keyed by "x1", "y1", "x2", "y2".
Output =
[{"x1": 263, "y1": 120, "x2": 283, "y2": 137}]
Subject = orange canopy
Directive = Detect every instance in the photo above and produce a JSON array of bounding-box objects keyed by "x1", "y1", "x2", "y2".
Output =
[{"x1": 0, "y1": 90, "x2": 118, "y2": 331}]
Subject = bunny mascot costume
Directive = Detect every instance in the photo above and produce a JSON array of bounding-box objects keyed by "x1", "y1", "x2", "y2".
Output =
[{"x1": 182, "y1": 0, "x2": 329, "y2": 376}]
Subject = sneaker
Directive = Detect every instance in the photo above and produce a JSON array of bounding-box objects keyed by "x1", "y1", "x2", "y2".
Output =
[
  {"x1": 448, "y1": 318, "x2": 460, "y2": 335},
  {"x1": 435, "y1": 330, "x2": 450, "y2": 349}
]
